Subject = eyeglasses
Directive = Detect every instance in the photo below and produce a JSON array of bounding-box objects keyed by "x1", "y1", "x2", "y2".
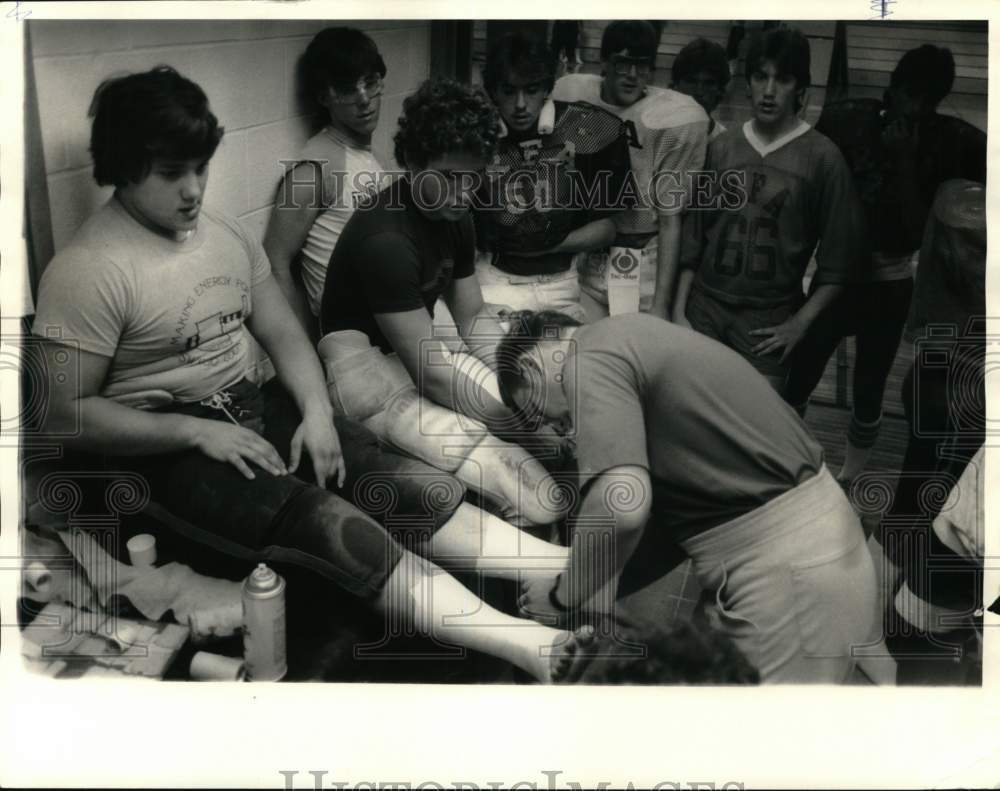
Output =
[
  {"x1": 610, "y1": 57, "x2": 653, "y2": 77},
  {"x1": 329, "y1": 75, "x2": 384, "y2": 105}
]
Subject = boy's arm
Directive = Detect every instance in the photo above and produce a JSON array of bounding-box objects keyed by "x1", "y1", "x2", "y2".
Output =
[
  {"x1": 748, "y1": 284, "x2": 844, "y2": 362},
  {"x1": 37, "y1": 340, "x2": 288, "y2": 481},
  {"x1": 652, "y1": 213, "x2": 683, "y2": 319},
  {"x1": 520, "y1": 351, "x2": 652, "y2": 617},
  {"x1": 444, "y1": 273, "x2": 509, "y2": 369},
  {"x1": 245, "y1": 276, "x2": 344, "y2": 487},
  {"x1": 672, "y1": 160, "x2": 715, "y2": 326},
  {"x1": 527, "y1": 218, "x2": 616, "y2": 256},
  {"x1": 672, "y1": 268, "x2": 696, "y2": 327},
  {"x1": 750, "y1": 147, "x2": 861, "y2": 361},
  {"x1": 649, "y1": 115, "x2": 710, "y2": 320},
  {"x1": 262, "y1": 162, "x2": 325, "y2": 341},
  {"x1": 521, "y1": 465, "x2": 651, "y2": 617},
  {"x1": 374, "y1": 306, "x2": 518, "y2": 436}
]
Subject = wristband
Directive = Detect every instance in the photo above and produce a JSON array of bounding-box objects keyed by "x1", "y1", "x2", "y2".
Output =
[{"x1": 548, "y1": 574, "x2": 570, "y2": 612}]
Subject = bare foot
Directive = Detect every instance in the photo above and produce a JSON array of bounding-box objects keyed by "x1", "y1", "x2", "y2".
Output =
[{"x1": 544, "y1": 625, "x2": 598, "y2": 684}]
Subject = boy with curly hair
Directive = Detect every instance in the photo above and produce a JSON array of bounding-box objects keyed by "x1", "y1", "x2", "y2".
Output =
[{"x1": 318, "y1": 78, "x2": 571, "y2": 529}]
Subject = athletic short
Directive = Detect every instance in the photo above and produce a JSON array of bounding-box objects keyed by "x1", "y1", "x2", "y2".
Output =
[
  {"x1": 681, "y1": 466, "x2": 879, "y2": 683},
  {"x1": 477, "y1": 254, "x2": 588, "y2": 322},
  {"x1": 685, "y1": 286, "x2": 799, "y2": 379},
  {"x1": 47, "y1": 379, "x2": 467, "y2": 601}
]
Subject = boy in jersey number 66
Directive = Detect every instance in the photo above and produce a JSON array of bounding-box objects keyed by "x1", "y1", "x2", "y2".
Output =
[
  {"x1": 676, "y1": 27, "x2": 864, "y2": 396},
  {"x1": 553, "y1": 21, "x2": 709, "y2": 321}
]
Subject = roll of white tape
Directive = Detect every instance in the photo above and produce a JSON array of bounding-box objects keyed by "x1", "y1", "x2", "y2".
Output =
[
  {"x1": 24, "y1": 561, "x2": 52, "y2": 598},
  {"x1": 126, "y1": 534, "x2": 157, "y2": 567},
  {"x1": 189, "y1": 651, "x2": 246, "y2": 681}
]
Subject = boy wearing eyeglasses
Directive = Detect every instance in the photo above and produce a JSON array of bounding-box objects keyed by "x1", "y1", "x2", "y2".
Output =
[
  {"x1": 265, "y1": 28, "x2": 392, "y2": 338},
  {"x1": 553, "y1": 20, "x2": 709, "y2": 321}
]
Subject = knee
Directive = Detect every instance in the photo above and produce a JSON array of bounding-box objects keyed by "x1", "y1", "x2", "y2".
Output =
[{"x1": 282, "y1": 488, "x2": 404, "y2": 598}]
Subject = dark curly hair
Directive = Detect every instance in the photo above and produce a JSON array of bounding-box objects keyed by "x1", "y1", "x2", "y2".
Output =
[
  {"x1": 393, "y1": 78, "x2": 501, "y2": 170},
  {"x1": 578, "y1": 614, "x2": 760, "y2": 685},
  {"x1": 88, "y1": 66, "x2": 223, "y2": 188}
]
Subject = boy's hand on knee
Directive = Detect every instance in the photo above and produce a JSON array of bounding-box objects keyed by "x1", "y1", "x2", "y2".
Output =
[
  {"x1": 289, "y1": 407, "x2": 346, "y2": 489},
  {"x1": 191, "y1": 419, "x2": 288, "y2": 480}
]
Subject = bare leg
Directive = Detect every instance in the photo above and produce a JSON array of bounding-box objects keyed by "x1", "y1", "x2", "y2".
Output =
[
  {"x1": 375, "y1": 550, "x2": 591, "y2": 682},
  {"x1": 455, "y1": 441, "x2": 568, "y2": 526},
  {"x1": 429, "y1": 502, "x2": 569, "y2": 581}
]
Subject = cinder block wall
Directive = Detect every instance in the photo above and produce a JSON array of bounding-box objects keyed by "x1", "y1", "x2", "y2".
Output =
[
  {"x1": 31, "y1": 19, "x2": 431, "y2": 250},
  {"x1": 29, "y1": 19, "x2": 431, "y2": 377}
]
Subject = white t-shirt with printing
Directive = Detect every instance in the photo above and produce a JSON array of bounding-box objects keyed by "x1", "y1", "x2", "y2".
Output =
[{"x1": 32, "y1": 198, "x2": 271, "y2": 408}]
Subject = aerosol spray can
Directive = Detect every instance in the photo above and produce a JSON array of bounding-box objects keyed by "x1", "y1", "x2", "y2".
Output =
[{"x1": 242, "y1": 563, "x2": 287, "y2": 681}]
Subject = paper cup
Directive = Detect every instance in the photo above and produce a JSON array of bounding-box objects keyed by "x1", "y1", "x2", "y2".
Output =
[{"x1": 126, "y1": 534, "x2": 157, "y2": 567}]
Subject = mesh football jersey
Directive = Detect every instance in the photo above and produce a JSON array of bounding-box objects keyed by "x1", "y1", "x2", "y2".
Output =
[
  {"x1": 475, "y1": 100, "x2": 632, "y2": 276},
  {"x1": 552, "y1": 74, "x2": 709, "y2": 237},
  {"x1": 816, "y1": 99, "x2": 987, "y2": 259},
  {"x1": 688, "y1": 122, "x2": 864, "y2": 308}
]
